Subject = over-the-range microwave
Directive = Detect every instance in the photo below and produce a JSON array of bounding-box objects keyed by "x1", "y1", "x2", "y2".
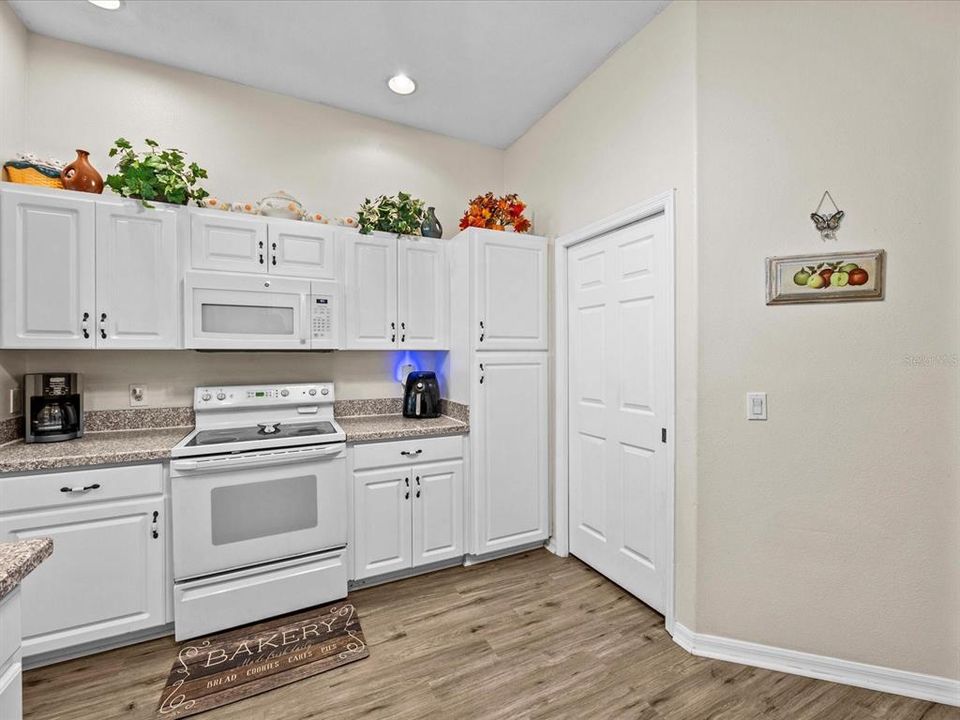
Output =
[{"x1": 183, "y1": 271, "x2": 340, "y2": 350}]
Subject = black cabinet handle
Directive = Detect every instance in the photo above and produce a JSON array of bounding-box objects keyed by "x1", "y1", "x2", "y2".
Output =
[
  {"x1": 479, "y1": 320, "x2": 485, "y2": 343},
  {"x1": 400, "y1": 449, "x2": 422, "y2": 457},
  {"x1": 151, "y1": 510, "x2": 160, "y2": 539},
  {"x1": 81, "y1": 312, "x2": 90, "y2": 339},
  {"x1": 60, "y1": 483, "x2": 100, "y2": 493}
]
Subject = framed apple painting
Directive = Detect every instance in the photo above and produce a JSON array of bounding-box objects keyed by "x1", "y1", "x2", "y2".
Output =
[{"x1": 766, "y1": 249, "x2": 885, "y2": 305}]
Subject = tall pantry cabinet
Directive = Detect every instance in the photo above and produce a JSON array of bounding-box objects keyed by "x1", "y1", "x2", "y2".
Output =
[{"x1": 448, "y1": 228, "x2": 549, "y2": 557}]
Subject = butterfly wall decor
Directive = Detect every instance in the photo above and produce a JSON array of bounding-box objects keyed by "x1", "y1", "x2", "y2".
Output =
[{"x1": 810, "y1": 190, "x2": 845, "y2": 241}]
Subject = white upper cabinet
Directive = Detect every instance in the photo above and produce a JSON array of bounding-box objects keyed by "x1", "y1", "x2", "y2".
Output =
[
  {"x1": 343, "y1": 232, "x2": 399, "y2": 349},
  {"x1": 343, "y1": 231, "x2": 449, "y2": 351},
  {"x1": 96, "y1": 201, "x2": 179, "y2": 348},
  {"x1": 398, "y1": 237, "x2": 448, "y2": 350},
  {"x1": 190, "y1": 210, "x2": 267, "y2": 274},
  {"x1": 267, "y1": 220, "x2": 336, "y2": 279},
  {"x1": 0, "y1": 187, "x2": 96, "y2": 348},
  {"x1": 473, "y1": 352, "x2": 549, "y2": 555},
  {"x1": 474, "y1": 231, "x2": 547, "y2": 351}
]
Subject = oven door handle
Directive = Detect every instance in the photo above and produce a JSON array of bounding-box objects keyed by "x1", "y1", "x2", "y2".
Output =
[{"x1": 172, "y1": 444, "x2": 345, "y2": 472}]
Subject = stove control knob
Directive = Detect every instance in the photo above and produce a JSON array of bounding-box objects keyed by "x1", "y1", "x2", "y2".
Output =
[
  {"x1": 216, "y1": 392, "x2": 226, "y2": 401},
  {"x1": 321, "y1": 388, "x2": 329, "y2": 396},
  {"x1": 308, "y1": 388, "x2": 317, "y2": 396},
  {"x1": 201, "y1": 392, "x2": 211, "y2": 401},
  {"x1": 280, "y1": 388, "x2": 290, "y2": 397}
]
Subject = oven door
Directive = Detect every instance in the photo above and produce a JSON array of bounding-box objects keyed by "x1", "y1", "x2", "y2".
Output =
[
  {"x1": 184, "y1": 271, "x2": 310, "y2": 349},
  {"x1": 170, "y1": 443, "x2": 347, "y2": 580}
]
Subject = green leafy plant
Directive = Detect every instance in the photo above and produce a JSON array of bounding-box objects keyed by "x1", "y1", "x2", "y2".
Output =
[
  {"x1": 105, "y1": 138, "x2": 209, "y2": 207},
  {"x1": 357, "y1": 192, "x2": 425, "y2": 236}
]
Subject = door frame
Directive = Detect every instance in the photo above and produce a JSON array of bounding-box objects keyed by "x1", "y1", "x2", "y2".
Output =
[{"x1": 552, "y1": 189, "x2": 677, "y2": 634}]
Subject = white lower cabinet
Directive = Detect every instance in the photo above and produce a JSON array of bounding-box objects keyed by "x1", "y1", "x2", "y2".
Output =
[
  {"x1": 351, "y1": 439, "x2": 464, "y2": 581},
  {"x1": 0, "y1": 465, "x2": 167, "y2": 658},
  {"x1": 0, "y1": 589, "x2": 22, "y2": 720},
  {"x1": 473, "y1": 352, "x2": 549, "y2": 555}
]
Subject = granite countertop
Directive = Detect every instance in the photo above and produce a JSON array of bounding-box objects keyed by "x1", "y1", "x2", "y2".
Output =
[
  {"x1": 0, "y1": 427, "x2": 192, "y2": 474},
  {"x1": 0, "y1": 402, "x2": 469, "y2": 474},
  {"x1": 0, "y1": 537, "x2": 53, "y2": 601},
  {"x1": 338, "y1": 414, "x2": 468, "y2": 443}
]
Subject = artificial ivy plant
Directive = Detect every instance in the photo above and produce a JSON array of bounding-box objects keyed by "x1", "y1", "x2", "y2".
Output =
[
  {"x1": 356, "y1": 192, "x2": 425, "y2": 236},
  {"x1": 105, "y1": 138, "x2": 209, "y2": 207}
]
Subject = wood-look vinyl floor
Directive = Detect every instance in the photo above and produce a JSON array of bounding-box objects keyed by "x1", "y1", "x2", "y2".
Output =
[{"x1": 23, "y1": 550, "x2": 959, "y2": 720}]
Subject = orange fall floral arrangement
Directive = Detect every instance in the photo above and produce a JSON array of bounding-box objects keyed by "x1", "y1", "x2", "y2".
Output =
[{"x1": 459, "y1": 192, "x2": 531, "y2": 233}]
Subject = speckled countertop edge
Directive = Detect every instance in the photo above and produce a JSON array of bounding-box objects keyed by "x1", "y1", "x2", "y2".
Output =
[
  {"x1": 0, "y1": 427, "x2": 192, "y2": 474},
  {"x1": 0, "y1": 537, "x2": 53, "y2": 601},
  {"x1": 338, "y1": 414, "x2": 469, "y2": 444}
]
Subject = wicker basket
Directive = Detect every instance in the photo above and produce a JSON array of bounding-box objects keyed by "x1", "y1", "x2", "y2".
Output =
[{"x1": 3, "y1": 161, "x2": 64, "y2": 189}]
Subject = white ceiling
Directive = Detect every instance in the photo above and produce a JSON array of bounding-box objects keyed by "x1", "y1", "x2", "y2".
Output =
[{"x1": 10, "y1": 0, "x2": 669, "y2": 148}]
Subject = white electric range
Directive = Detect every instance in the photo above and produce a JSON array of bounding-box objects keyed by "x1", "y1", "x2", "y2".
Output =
[{"x1": 169, "y1": 383, "x2": 348, "y2": 640}]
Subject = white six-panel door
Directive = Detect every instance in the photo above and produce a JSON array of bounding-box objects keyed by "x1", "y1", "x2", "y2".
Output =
[
  {"x1": 567, "y1": 213, "x2": 669, "y2": 613},
  {"x1": 343, "y1": 233, "x2": 398, "y2": 349},
  {"x1": 95, "y1": 202, "x2": 179, "y2": 348},
  {"x1": 398, "y1": 237, "x2": 448, "y2": 350},
  {"x1": 0, "y1": 189, "x2": 96, "y2": 348}
]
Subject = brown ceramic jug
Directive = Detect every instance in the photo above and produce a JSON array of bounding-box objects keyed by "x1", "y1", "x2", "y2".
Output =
[{"x1": 60, "y1": 149, "x2": 104, "y2": 194}]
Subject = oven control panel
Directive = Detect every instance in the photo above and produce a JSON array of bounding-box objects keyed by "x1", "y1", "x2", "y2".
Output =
[{"x1": 195, "y1": 383, "x2": 334, "y2": 407}]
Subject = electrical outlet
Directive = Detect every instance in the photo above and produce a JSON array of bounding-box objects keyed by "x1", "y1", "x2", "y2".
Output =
[
  {"x1": 9, "y1": 387, "x2": 21, "y2": 415},
  {"x1": 129, "y1": 385, "x2": 148, "y2": 407}
]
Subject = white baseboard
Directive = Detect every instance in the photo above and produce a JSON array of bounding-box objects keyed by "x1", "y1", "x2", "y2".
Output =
[{"x1": 671, "y1": 624, "x2": 959, "y2": 707}]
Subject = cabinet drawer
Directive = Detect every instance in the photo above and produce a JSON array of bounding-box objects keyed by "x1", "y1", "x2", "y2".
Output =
[
  {"x1": 0, "y1": 464, "x2": 163, "y2": 513},
  {"x1": 352, "y1": 435, "x2": 463, "y2": 471}
]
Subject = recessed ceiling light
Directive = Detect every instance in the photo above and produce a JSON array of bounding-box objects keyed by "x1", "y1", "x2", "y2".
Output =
[
  {"x1": 88, "y1": 0, "x2": 122, "y2": 9},
  {"x1": 387, "y1": 74, "x2": 416, "y2": 96}
]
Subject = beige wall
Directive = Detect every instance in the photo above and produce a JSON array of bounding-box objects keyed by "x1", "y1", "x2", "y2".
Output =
[
  {"x1": 2, "y1": 32, "x2": 501, "y2": 409},
  {"x1": 695, "y1": 1, "x2": 958, "y2": 679},
  {"x1": 0, "y1": 2, "x2": 27, "y2": 418},
  {"x1": 504, "y1": 0, "x2": 700, "y2": 629}
]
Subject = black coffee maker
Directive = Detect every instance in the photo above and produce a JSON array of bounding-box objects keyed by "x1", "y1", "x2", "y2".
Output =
[
  {"x1": 403, "y1": 371, "x2": 441, "y2": 419},
  {"x1": 24, "y1": 373, "x2": 83, "y2": 443}
]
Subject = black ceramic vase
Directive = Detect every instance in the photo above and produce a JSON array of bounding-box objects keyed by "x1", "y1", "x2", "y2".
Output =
[{"x1": 421, "y1": 206, "x2": 443, "y2": 238}]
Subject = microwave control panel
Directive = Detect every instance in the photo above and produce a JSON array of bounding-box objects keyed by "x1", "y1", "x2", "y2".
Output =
[{"x1": 310, "y1": 281, "x2": 340, "y2": 349}]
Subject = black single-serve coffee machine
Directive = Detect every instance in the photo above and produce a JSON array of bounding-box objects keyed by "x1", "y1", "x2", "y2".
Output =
[{"x1": 24, "y1": 373, "x2": 83, "y2": 443}]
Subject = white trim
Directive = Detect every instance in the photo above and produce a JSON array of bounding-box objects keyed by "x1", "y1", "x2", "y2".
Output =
[
  {"x1": 552, "y1": 190, "x2": 678, "y2": 634},
  {"x1": 672, "y1": 623, "x2": 960, "y2": 707}
]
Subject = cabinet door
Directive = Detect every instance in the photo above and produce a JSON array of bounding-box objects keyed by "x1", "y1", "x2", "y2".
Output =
[
  {"x1": 398, "y1": 237, "x2": 448, "y2": 350},
  {"x1": 343, "y1": 233, "x2": 398, "y2": 349},
  {"x1": 96, "y1": 202, "x2": 179, "y2": 348},
  {"x1": 0, "y1": 188, "x2": 96, "y2": 348},
  {"x1": 473, "y1": 352, "x2": 549, "y2": 554},
  {"x1": 353, "y1": 466, "x2": 412, "y2": 580},
  {"x1": 412, "y1": 460, "x2": 463, "y2": 567},
  {"x1": 190, "y1": 211, "x2": 267, "y2": 273},
  {"x1": 268, "y1": 221, "x2": 336, "y2": 279},
  {"x1": 474, "y1": 232, "x2": 547, "y2": 351},
  {"x1": 0, "y1": 497, "x2": 166, "y2": 657}
]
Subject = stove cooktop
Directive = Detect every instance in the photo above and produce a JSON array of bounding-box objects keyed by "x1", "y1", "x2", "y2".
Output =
[{"x1": 183, "y1": 420, "x2": 339, "y2": 448}]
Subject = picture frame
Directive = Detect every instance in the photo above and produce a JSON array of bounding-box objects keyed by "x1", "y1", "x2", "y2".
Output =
[{"x1": 766, "y1": 249, "x2": 885, "y2": 305}]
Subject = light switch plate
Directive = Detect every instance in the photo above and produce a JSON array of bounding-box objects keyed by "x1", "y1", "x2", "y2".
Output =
[
  {"x1": 8, "y1": 387, "x2": 21, "y2": 415},
  {"x1": 746, "y1": 392, "x2": 767, "y2": 420}
]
